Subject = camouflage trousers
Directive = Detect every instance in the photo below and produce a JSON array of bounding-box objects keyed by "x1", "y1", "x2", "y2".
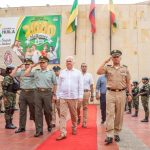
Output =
[
  {"x1": 132, "y1": 96, "x2": 139, "y2": 110},
  {"x1": 4, "y1": 92, "x2": 16, "y2": 122},
  {"x1": 141, "y1": 96, "x2": 149, "y2": 118}
]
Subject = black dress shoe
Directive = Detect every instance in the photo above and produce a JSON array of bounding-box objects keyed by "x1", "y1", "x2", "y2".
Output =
[
  {"x1": 15, "y1": 128, "x2": 25, "y2": 133},
  {"x1": 48, "y1": 126, "x2": 52, "y2": 132},
  {"x1": 114, "y1": 135, "x2": 120, "y2": 142},
  {"x1": 34, "y1": 132, "x2": 43, "y2": 137},
  {"x1": 105, "y1": 137, "x2": 113, "y2": 145}
]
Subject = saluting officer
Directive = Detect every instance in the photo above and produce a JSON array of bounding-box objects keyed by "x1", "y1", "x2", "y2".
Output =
[
  {"x1": 97, "y1": 50, "x2": 132, "y2": 144},
  {"x1": 14, "y1": 59, "x2": 35, "y2": 133},
  {"x1": 25, "y1": 56, "x2": 57, "y2": 137}
]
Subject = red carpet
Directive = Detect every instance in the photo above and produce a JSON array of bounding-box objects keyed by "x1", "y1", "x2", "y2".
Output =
[{"x1": 36, "y1": 105, "x2": 97, "y2": 150}]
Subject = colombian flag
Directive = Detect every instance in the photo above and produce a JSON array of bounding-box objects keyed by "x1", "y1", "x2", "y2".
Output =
[
  {"x1": 89, "y1": 0, "x2": 96, "y2": 33},
  {"x1": 66, "y1": 0, "x2": 78, "y2": 33}
]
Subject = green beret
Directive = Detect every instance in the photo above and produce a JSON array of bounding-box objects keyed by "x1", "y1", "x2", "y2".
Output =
[
  {"x1": 111, "y1": 50, "x2": 122, "y2": 57},
  {"x1": 24, "y1": 58, "x2": 33, "y2": 65},
  {"x1": 39, "y1": 56, "x2": 49, "y2": 62}
]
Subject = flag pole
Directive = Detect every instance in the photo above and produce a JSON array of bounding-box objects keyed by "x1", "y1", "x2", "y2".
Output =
[
  {"x1": 92, "y1": 33, "x2": 94, "y2": 55},
  {"x1": 74, "y1": 17, "x2": 77, "y2": 55},
  {"x1": 109, "y1": 0, "x2": 112, "y2": 54}
]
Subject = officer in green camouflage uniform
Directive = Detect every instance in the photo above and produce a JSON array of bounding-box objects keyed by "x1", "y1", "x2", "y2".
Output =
[
  {"x1": 132, "y1": 81, "x2": 139, "y2": 117},
  {"x1": 15, "y1": 59, "x2": 35, "y2": 133},
  {"x1": 2, "y1": 65, "x2": 17, "y2": 129},
  {"x1": 25, "y1": 56, "x2": 57, "y2": 137},
  {"x1": 139, "y1": 77, "x2": 149, "y2": 122}
]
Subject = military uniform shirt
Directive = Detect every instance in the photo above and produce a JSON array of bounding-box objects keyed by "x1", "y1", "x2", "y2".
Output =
[
  {"x1": 16, "y1": 70, "x2": 35, "y2": 89},
  {"x1": 34, "y1": 69, "x2": 57, "y2": 88},
  {"x1": 103, "y1": 65, "x2": 131, "y2": 89}
]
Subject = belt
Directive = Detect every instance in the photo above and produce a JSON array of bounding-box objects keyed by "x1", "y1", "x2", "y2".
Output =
[
  {"x1": 37, "y1": 88, "x2": 52, "y2": 92},
  {"x1": 84, "y1": 89, "x2": 90, "y2": 92},
  {"x1": 107, "y1": 88, "x2": 126, "y2": 92},
  {"x1": 21, "y1": 89, "x2": 35, "y2": 92}
]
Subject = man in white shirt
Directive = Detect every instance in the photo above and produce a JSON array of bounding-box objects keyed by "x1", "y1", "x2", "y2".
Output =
[
  {"x1": 77, "y1": 63, "x2": 94, "y2": 128},
  {"x1": 56, "y1": 56, "x2": 83, "y2": 141}
]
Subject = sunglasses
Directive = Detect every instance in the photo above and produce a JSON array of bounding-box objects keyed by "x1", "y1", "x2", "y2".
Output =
[
  {"x1": 66, "y1": 60, "x2": 72, "y2": 62},
  {"x1": 81, "y1": 66, "x2": 87, "y2": 67},
  {"x1": 39, "y1": 62, "x2": 46, "y2": 64}
]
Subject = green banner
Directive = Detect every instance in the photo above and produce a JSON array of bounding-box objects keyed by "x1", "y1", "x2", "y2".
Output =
[{"x1": 16, "y1": 15, "x2": 61, "y2": 64}]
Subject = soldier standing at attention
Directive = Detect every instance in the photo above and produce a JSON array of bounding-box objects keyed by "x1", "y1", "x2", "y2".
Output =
[
  {"x1": 131, "y1": 81, "x2": 139, "y2": 117},
  {"x1": 13, "y1": 59, "x2": 35, "y2": 133},
  {"x1": 139, "y1": 77, "x2": 149, "y2": 122},
  {"x1": 2, "y1": 65, "x2": 18, "y2": 129},
  {"x1": 25, "y1": 56, "x2": 57, "y2": 137},
  {"x1": 97, "y1": 50, "x2": 132, "y2": 145}
]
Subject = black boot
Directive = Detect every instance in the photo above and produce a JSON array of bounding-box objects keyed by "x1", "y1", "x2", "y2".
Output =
[
  {"x1": 126, "y1": 109, "x2": 131, "y2": 114},
  {"x1": 10, "y1": 119, "x2": 17, "y2": 129},
  {"x1": 5, "y1": 120, "x2": 17, "y2": 129},
  {"x1": 141, "y1": 117, "x2": 149, "y2": 122},
  {"x1": 15, "y1": 128, "x2": 25, "y2": 133},
  {"x1": 132, "y1": 111, "x2": 138, "y2": 117},
  {"x1": 105, "y1": 137, "x2": 113, "y2": 145}
]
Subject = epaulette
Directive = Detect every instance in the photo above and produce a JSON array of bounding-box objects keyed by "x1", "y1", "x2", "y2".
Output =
[{"x1": 123, "y1": 65, "x2": 127, "y2": 67}]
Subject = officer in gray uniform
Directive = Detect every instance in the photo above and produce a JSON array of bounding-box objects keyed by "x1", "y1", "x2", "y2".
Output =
[
  {"x1": 25, "y1": 56, "x2": 57, "y2": 137},
  {"x1": 15, "y1": 59, "x2": 35, "y2": 133}
]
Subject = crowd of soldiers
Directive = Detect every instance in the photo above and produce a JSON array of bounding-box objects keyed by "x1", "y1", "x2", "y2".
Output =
[
  {"x1": 126, "y1": 77, "x2": 149, "y2": 122},
  {"x1": 0, "y1": 51, "x2": 149, "y2": 144}
]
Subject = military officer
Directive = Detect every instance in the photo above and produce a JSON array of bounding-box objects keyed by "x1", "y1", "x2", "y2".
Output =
[
  {"x1": 14, "y1": 59, "x2": 35, "y2": 133},
  {"x1": 131, "y1": 81, "x2": 139, "y2": 117},
  {"x1": 2, "y1": 65, "x2": 17, "y2": 129},
  {"x1": 25, "y1": 56, "x2": 57, "y2": 137},
  {"x1": 97, "y1": 50, "x2": 132, "y2": 144},
  {"x1": 139, "y1": 77, "x2": 149, "y2": 122}
]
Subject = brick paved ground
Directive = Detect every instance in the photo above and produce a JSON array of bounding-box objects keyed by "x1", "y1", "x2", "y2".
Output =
[{"x1": 0, "y1": 104, "x2": 149, "y2": 150}]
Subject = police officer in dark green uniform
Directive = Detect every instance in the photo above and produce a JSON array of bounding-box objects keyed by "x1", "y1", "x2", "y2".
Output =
[
  {"x1": 139, "y1": 77, "x2": 149, "y2": 122},
  {"x1": 2, "y1": 65, "x2": 17, "y2": 129},
  {"x1": 132, "y1": 81, "x2": 139, "y2": 117},
  {"x1": 15, "y1": 59, "x2": 35, "y2": 133},
  {"x1": 25, "y1": 56, "x2": 57, "y2": 137}
]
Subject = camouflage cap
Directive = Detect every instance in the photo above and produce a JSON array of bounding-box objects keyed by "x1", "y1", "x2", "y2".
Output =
[
  {"x1": 24, "y1": 58, "x2": 33, "y2": 65},
  {"x1": 142, "y1": 77, "x2": 149, "y2": 81},
  {"x1": 53, "y1": 66, "x2": 61, "y2": 72},
  {"x1": 39, "y1": 56, "x2": 49, "y2": 62},
  {"x1": 111, "y1": 50, "x2": 122, "y2": 57}
]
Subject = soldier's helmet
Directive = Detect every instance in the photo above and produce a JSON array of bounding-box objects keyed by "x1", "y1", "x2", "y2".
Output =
[
  {"x1": 6, "y1": 64, "x2": 15, "y2": 74},
  {"x1": 142, "y1": 77, "x2": 149, "y2": 81},
  {"x1": 132, "y1": 81, "x2": 138, "y2": 85}
]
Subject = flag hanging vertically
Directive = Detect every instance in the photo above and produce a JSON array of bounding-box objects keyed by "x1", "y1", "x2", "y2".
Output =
[
  {"x1": 66, "y1": 0, "x2": 78, "y2": 33},
  {"x1": 110, "y1": 0, "x2": 117, "y2": 32},
  {"x1": 89, "y1": 0, "x2": 96, "y2": 33}
]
